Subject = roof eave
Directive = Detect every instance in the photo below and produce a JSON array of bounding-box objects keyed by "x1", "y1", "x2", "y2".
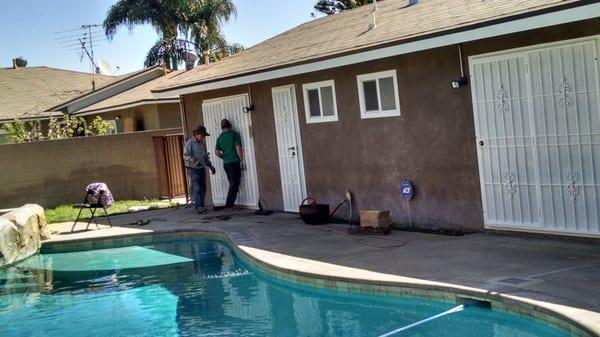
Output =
[{"x1": 72, "y1": 98, "x2": 180, "y2": 116}]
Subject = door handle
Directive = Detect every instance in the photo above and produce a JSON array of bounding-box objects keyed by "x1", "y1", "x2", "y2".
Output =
[
  {"x1": 288, "y1": 146, "x2": 296, "y2": 151},
  {"x1": 479, "y1": 141, "x2": 484, "y2": 146}
]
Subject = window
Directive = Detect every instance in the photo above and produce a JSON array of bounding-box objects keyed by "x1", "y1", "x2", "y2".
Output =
[
  {"x1": 356, "y1": 70, "x2": 401, "y2": 119},
  {"x1": 302, "y1": 80, "x2": 338, "y2": 123},
  {"x1": 107, "y1": 119, "x2": 118, "y2": 134}
]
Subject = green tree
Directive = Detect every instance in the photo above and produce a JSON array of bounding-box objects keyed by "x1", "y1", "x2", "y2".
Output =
[
  {"x1": 209, "y1": 42, "x2": 244, "y2": 63},
  {"x1": 314, "y1": 0, "x2": 374, "y2": 15},
  {"x1": 87, "y1": 116, "x2": 115, "y2": 136},
  {"x1": 104, "y1": 0, "x2": 183, "y2": 69},
  {"x1": 104, "y1": 0, "x2": 237, "y2": 69},
  {"x1": 181, "y1": 0, "x2": 236, "y2": 64},
  {"x1": 144, "y1": 37, "x2": 188, "y2": 68},
  {"x1": 2, "y1": 119, "x2": 44, "y2": 143},
  {"x1": 47, "y1": 115, "x2": 86, "y2": 139},
  {"x1": 1, "y1": 114, "x2": 110, "y2": 144}
]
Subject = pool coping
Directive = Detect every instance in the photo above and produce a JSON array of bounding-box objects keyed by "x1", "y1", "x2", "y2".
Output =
[{"x1": 41, "y1": 227, "x2": 600, "y2": 337}]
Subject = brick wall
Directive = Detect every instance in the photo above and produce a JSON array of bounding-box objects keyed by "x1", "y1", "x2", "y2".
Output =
[{"x1": 0, "y1": 128, "x2": 181, "y2": 209}]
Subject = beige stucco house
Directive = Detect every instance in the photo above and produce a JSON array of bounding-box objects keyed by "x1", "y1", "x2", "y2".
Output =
[{"x1": 48, "y1": 66, "x2": 182, "y2": 133}]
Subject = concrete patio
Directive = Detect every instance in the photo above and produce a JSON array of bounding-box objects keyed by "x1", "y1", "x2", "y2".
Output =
[{"x1": 47, "y1": 207, "x2": 600, "y2": 313}]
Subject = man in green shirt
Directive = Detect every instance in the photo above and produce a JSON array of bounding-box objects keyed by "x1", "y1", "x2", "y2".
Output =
[{"x1": 215, "y1": 119, "x2": 244, "y2": 208}]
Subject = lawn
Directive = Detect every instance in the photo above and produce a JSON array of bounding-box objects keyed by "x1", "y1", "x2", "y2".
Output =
[{"x1": 45, "y1": 199, "x2": 176, "y2": 224}]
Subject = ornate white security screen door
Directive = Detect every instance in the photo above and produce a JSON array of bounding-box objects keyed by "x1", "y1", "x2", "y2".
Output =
[
  {"x1": 202, "y1": 94, "x2": 260, "y2": 207},
  {"x1": 272, "y1": 85, "x2": 307, "y2": 212},
  {"x1": 470, "y1": 38, "x2": 600, "y2": 236}
]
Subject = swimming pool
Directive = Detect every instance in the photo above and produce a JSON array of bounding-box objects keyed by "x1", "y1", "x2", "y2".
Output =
[{"x1": 0, "y1": 236, "x2": 582, "y2": 337}]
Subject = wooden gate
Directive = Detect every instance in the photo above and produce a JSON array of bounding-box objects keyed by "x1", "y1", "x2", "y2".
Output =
[{"x1": 153, "y1": 134, "x2": 188, "y2": 200}]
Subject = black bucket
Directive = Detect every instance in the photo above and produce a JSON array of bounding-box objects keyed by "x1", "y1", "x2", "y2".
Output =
[{"x1": 299, "y1": 198, "x2": 330, "y2": 225}]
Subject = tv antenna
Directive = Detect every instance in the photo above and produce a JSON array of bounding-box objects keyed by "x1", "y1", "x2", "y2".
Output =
[{"x1": 55, "y1": 24, "x2": 105, "y2": 90}]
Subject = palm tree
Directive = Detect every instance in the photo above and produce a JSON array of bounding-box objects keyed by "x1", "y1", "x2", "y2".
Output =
[
  {"x1": 144, "y1": 37, "x2": 188, "y2": 68},
  {"x1": 104, "y1": 0, "x2": 182, "y2": 69},
  {"x1": 103, "y1": 0, "x2": 236, "y2": 69},
  {"x1": 180, "y1": 0, "x2": 236, "y2": 64},
  {"x1": 314, "y1": 0, "x2": 374, "y2": 15}
]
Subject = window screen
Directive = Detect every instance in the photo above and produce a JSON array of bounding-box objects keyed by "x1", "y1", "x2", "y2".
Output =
[
  {"x1": 320, "y1": 86, "x2": 335, "y2": 116},
  {"x1": 379, "y1": 77, "x2": 396, "y2": 111},
  {"x1": 363, "y1": 80, "x2": 379, "y2": 111},
  {"x1": 307, "y1": 89, "x2": 321, "y2": 117}
]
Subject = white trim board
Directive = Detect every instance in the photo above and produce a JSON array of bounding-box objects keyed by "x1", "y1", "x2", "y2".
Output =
[
  {"x1": 201, "y1": 93, "x2": 250, "y2": 105},
  {"x1": 154, "y1": 3, "x2": 600, "y2": 98}
]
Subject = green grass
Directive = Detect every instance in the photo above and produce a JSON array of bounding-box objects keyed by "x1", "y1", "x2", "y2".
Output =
[{"x1": 45, "y1": 199, "x2": 176, "y2": 224}]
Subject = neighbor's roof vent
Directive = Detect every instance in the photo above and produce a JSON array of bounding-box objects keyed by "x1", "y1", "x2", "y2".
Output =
[
  {"x1": 401, "y1": 0, "x2": 419, "y2": 8},
  {"x1": 369, "y1": 0, "x2": 378, "y2": 31},
  {"x1": 12, "y1": 57, "x2": 27, "y2": 68}
]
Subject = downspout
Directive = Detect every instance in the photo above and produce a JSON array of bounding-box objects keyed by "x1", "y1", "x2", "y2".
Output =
[
  {"x1": 179, "y1": 94, "x2": 190, "y2": 204},
  {"x1": 179, "y1": 95, "x2": 189, "y2": 137},
  {"x1": 458, "y1": 44, "x2": 465, "y2": 79}
]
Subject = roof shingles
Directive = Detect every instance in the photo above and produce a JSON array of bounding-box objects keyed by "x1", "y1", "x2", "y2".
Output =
[
  {"x1": 0, "y1": 66, "x2": 118, "y2": 121},
  {"x1": 158, "y1": 0, "x2": 582, "y2": 91}
]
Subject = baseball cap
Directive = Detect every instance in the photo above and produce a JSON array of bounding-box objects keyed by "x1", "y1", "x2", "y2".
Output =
[{"x1": 193, "y1": 126, "x2": 210, "y2": 137}]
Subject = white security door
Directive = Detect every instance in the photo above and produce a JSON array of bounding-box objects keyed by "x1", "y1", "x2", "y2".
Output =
[
  {"x1": 202, "y1": 94, "x2": 260, "y2": 207},
  {"x1": 471, "y1": 38, "x2": 600, "y2": 236},
  {"x1": 471, "y1": 56, "x2": 541, "y2": 228},
  {"x1": 272, "y1": 85, "x2": 307, "y2": 212},
  {"x1": 528, "y1": 41, "x2": 600, "y2": 234}
]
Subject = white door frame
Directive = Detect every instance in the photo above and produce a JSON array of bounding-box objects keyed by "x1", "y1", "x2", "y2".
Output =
[
  {"x1": 201, "y1": 93, "x2": 260, "y2": 207},
  {"x1": 271, "y1": 84, "x2": 307, "y2": 212}
]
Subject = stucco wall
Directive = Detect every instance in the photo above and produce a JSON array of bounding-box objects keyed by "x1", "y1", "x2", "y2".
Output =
[
  {"x1": 84, "y1": 103, "x2": 181, "y2": 133},
  {"x1": 0, "y1": 128, "x2": 180, "y2": 209},
  {"x1": 158, "y1": 103, "x2": 183, "y2": 130},
  {"x1": 182, "y1": 19, "x2": 600, "y2": 230}
]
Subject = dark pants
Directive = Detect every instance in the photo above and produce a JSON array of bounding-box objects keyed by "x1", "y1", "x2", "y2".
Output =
[
  {"x1": 224, "y1": 162, "x2": 241, "y2": 207},
  {"x1": 187, "y1": 168, "x2": 206, "y2": 210}
]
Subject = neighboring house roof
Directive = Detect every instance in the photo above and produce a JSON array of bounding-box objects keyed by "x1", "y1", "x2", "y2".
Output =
[
  {"x1": 73, "y1": 70, "x2": 183, "y2": 116},
  {"x1": 47, "y1": 65, "x2": 166, "y2": 114},
  {"x1": 155, "y1": 0, "x2": 594, "y2": 93},
  {"x1": 0, "y1": 66, "x2": 118, "y2": 122}
]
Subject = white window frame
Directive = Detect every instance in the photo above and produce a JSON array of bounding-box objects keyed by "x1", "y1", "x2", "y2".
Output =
[
  {"x1": 302, "y1": 80, "x2": 339, "y2": 124},
  {"x1": 356, "y1": 69, "x2": 401, "y2": 119},
  {"x1": 107, "y1": 119, "x2": 118, "y2": 134}
]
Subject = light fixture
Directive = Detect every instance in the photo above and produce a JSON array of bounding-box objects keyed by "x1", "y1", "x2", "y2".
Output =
[
  {"x1": 242, "y1": 104, "x2": 255, "y2": 113},
  {"x1": 451, "y1": 76, "x2": 469, "y2": 89},
  {"x1": 451, "y1": 44, "x2": 469, "y2": 89}
]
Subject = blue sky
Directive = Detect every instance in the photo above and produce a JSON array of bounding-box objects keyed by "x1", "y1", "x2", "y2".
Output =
[{"x1": 0, "y1": 0, "x2": 319, "y2": 74}]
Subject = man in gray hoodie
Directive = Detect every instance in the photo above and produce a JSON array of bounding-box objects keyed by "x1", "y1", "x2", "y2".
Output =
[{"x1": 183, "y1": 126, "x2": 216, "y2": 214}]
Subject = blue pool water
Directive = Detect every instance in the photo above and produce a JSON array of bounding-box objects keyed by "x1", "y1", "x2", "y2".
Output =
[{"x1": 0, "y1": 237, "x2": 577, "y2": 337}]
